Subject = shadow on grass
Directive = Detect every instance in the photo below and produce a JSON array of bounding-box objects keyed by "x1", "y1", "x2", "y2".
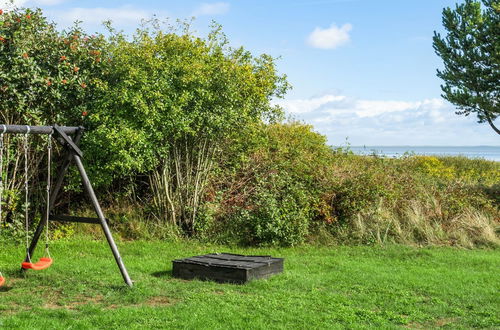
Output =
[
  {"x1": 151, "y1": 270, "x2": 172, "y2": 278},
  {"x1": 0, "y1": 286, "x2": 14, "y2": 292}
]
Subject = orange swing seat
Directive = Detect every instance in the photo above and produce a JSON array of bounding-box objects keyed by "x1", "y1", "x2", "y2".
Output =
[
  {"x1": 0, "y1": 276, "x2": 5, "y2": 287},
  {"x1": 21, "y1": 257, "x2": 53, "y2": 271}
]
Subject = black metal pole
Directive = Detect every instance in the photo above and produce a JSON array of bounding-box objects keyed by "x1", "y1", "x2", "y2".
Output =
[
  {"x1": 0, "y1": 125, "x2": 80, "y2": 135},
  {"x1": 22, "y1": 128, "x2": 84, "y2": 267},
  {"x1": 73, "y1": 155, "x2": 133, "y2": 287}
]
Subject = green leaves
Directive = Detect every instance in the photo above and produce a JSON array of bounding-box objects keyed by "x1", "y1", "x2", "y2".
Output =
[
  {"x1": 91, "y1": 21, "x2": 289, "y2": 186},
  {"x1": 0, "y1": 8, "x2": 109, "y2": 126}
]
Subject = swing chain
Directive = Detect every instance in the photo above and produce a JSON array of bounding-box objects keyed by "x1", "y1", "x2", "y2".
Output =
[
  {"x1": 45, "y1": 131, "x2": 52, "y2": 258},
  {"x1": 0, "y1": 125, "x2": 5, "y2": 281},
  {"x1": 0, "y1": 125, "x2": 5, "y2": 231},
  {"x1": 24, "y1": 126, "x2": 31, "y2": 262}
]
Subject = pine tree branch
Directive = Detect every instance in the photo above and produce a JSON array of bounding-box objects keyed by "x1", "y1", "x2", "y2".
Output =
[{"x1": 485, "y1": 111, "x2": 500, "y2": 135}]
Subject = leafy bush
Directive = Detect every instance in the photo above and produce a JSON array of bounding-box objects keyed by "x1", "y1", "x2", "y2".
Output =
[
  {"x1": 206, "y1": 122, "x2": 333, "y2": 246},
  {"x1": 227, "y1": 173, "x2": 311, "y2": 246},
  {"x1": 193, "y1": 122, "x2": 500, "y2": 248},
  {"x1": 100, "y1": 23, "x2": 289, "y2": 233},
  {"x1": 0, "y1": 8, "x2": 108, "y2": 125},
  {"x1": 323, "y1": 154, "x2": 499, "y2": 247},
  {"x1": 0, "y1": 8, "x2": 289, "y2": 236}
]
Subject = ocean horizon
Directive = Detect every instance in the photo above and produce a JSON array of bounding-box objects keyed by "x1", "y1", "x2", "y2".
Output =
[{"x1": 345, "y1": 146, "x2": 500, "y2": 162}]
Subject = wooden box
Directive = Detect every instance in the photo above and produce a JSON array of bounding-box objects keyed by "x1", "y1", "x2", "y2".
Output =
[{"x1": 172, "y1": 253, "x2": 284, "y2": 284}]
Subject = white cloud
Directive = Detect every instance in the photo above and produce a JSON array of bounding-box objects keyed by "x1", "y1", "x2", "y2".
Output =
[
  {"x1": 0, "y1": 0, "x2": 65, "y2": 8},
  {"x1": 31, "y1": 0, "x2": 66, "y2": 5},
  {"x1": 192, "y1": 2, "x2": 230, "y2": 16},
  {"x1": 274, "y1": 94, "x2": 345, "y2": 114},
  {"x1": 46, "y1": 6, "x2": 152, "y2": 30},
  {"x1": 0, "y1": 0, "x2": 29, "y2": 9},
  {"x1": 274, "y1": 94, "x2": 498, "y2": 145},
  {"x1": 307, "y1": 23, "x2": 352, "y2": 49},
  {"x1": 347, "y1": 99, "x2": 446, "y2": 118},
  {"x1": 56, "y1": 6, "x2": 150, "y2": 25}
]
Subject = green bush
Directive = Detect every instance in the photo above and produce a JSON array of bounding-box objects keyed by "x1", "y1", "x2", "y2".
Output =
[
  {"x1": 198, "y1": 122, "x2": 499, "y2": 247},
  {"x1": 227, "y1": 172, "x2": 312, "y2": 246},
  {"x1": 0, "y1": 8, "x2": 108, "y2": 125},
  {"x1": 207, "y1": 122, "x2": 333, "y2": 246},
  {"x1": 105, "y1": 23, "x2": 289, "y2": 233},
  {"x1": 322, "y1": 154, "x2": 499, "y2": 247}
]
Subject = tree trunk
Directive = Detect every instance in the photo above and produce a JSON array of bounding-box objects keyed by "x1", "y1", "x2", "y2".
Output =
[{"x1": 485, "y1": 112, "x2": 500, "y2": 135}]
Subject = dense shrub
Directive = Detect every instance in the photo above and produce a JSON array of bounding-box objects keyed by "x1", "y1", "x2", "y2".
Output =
[
  {"x1": 227, "y1": 172, "x2": 312, "y2": 246},
  {"x1": 0, "y1": 8, "x2": 108, "y2": 125},
  {"x1": 100, "y1": 23, "x2": 288, "y2": 233},
  {"x1": 205, "y1": 122, "x2": 335, "y2": 246},
  {"x1": 201, "y1": 123, "x2": 499, "y2": 247},
  {"x1": 323, "y1": 155, "x2": 499, "y2": 247}
]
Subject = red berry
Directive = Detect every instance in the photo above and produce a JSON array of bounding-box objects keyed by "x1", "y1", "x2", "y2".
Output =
[{"x1": 82, "y1": 111, "x2": 88, "y2": 116}]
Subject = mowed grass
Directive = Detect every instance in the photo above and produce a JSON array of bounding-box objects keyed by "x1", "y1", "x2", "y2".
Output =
[{"x1": 0, "y1": 238, "x2": 498, "y2": 329}]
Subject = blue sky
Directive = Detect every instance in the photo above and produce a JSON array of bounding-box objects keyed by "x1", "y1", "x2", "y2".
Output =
[{"x1": 3, "y1": 0, "x2": 499, "y2": 146}]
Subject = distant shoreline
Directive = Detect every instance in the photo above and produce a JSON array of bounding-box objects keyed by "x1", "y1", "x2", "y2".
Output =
[
  {"x1": 348, "y1": 145, "x2": 500, "y2": 148},
  {"x1": 340, "y1": 145, "x2": 500, "y2": 162}
]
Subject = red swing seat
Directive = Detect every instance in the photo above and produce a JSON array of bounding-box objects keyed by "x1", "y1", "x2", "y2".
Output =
[
  {"x1": 0, "y1": 276, "x2": 5, "y2": 287},
  {"x1": 21, "y1": 257, "x2": 53, "y2": 271}
]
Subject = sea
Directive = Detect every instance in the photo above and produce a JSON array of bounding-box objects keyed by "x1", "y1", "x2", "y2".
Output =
[{"x1": 347, "y1": 146, "x2": 500, "y2": 162}]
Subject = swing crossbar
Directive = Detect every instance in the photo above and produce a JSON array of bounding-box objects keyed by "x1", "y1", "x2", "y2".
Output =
[
  {"x1": 49, "y1": 215, "x2": 104, "y2": 224},
  {"x1": 0, "y1": 125, "x2": 81, "y2": 135}
]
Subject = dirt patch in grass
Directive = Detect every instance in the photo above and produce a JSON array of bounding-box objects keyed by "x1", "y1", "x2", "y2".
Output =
[
  {"x1": 106, "y1": 296, "x2": 178, "y2": 310},
  {"x1": 145, "y1": 296, "x2": 176, "y2": 306},
  {"x1": 40, "y1": 292, "x2": 177, "y2": 311},
  {"x1": 44, "y1": 294, "x2": 105, "y2": 310},
  {"x1": 433, "y1": 317, "x2": 460, "y2": 327},
  {"x1": 0, "y1": 302, "x2": 30, "y2": 315},
  {"x1": 406, "y1": 317, "x2": 460, "y2": 329}
]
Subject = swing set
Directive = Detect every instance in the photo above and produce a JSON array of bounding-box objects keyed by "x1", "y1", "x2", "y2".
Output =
[{"x1": 0, "y1": 125, "x2": 133, "y2": 287}]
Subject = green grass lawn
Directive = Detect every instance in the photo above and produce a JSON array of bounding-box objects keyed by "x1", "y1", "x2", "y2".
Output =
[{"x1": 0, "y1": 238, "x2": 498, "y2": 329}]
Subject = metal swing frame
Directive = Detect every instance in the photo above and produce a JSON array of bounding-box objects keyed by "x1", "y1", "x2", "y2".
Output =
[{"x1": 1, "y1": 124, "x2": 133, "y2": 287}]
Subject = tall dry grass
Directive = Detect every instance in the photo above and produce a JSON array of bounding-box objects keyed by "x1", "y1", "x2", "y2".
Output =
[{"x1": 344, "y1": 198, "x2": 499, "y2": 248}]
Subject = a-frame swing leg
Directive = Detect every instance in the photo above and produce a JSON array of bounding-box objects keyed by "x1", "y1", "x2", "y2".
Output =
[{"x1": 73, "y1": 154, "x2": 133, "y2": 287}]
